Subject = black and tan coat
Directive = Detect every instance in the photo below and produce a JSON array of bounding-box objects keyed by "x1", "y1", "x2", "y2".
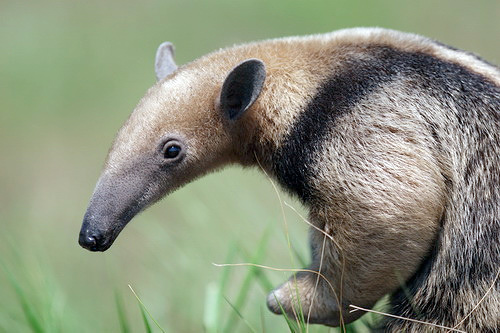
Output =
[{"x1": 79, "y1": 28, "x2": 500, "y2": 332}]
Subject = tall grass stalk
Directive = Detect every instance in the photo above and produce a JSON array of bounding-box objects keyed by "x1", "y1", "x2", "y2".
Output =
[
  {"x1": 223, "y1": 296, "x2": 258, "y2": 333},
  {"x1": 128, "y1": 285, "x2": 165, "y2": 333}
]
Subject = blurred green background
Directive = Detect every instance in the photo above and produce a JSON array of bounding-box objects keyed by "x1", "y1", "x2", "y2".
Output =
[{"x1": 0, "y1": 0, "x2": 498, "y2": 332}]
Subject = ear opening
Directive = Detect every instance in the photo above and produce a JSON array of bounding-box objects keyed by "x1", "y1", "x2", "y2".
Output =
[
  {"x1": 219, "y1": 59, "x2": 266, "y2": 120},
  {"x1": 155, "y1": 42, "x2": 178, "y2": 81}
]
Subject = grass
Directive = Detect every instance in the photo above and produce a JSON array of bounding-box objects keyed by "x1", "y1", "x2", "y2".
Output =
[
  {"x1": 0, "y1": 0, "x2": 498, "y2": 332},
  {"x1": 122, "y1": 220, "x2": 383, "y2": 333},
  {"x1": 0, "y1": 211, "x2": 378, "y2": 333},
  {"x1": 122, "y1": 227, "x2": 368, "y2": 333},
  {"x1": 0, "y1": 261, "x2": 44, "y2": 333},
  {"x1": 129, "y1": 285, "x2": 166, "y2": 333}
]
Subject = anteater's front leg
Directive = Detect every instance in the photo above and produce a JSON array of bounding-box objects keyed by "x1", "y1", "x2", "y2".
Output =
[{"x1": 266, "y1": 225, "x2": 363, "y2": 327}]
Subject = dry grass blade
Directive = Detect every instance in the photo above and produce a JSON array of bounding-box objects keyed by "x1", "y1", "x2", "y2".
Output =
[
  {"x1": 223, "y1": 232, "x2": 270, "y2": 332},
  {"x1": 253, "y1": 152, "x2": 293, "y2": 258},
  {"x1": 306, "y1": 234, "x2": 327, "y2": 331},
  {"x1": 284, "y1": 202, "x2": 346, "y2": 329},
  {"x1": 253, "y1": 152, "x2": 348, "y2": 330},
  {"x1": 349, "y1": 305, "x2": 466, "y2": 333},
  {"x1": 449, "y1": 266, "x2": 500, "y2": 332},
  {"x1": 283, "y1": 202, "x2": 338, "y2": 247},
  {"x1": 212, "y1": 263, "x2": 337, "y2": 306},
  {"x1": 253, "y1": 152, "x2": 301, "y2": 328}
]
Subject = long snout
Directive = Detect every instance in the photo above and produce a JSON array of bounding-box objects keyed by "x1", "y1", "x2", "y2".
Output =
[{"x1": 79, "y1": 167, "x2": 160, "y2": 252}]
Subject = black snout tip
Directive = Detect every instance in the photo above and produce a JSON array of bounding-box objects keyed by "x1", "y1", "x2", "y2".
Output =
[
  {"x1": 79, "y1": 229, "x2": 109, "y2": 252},
  {"x1": 79, "y1": 232, "x2": 97, "y2": 251}
]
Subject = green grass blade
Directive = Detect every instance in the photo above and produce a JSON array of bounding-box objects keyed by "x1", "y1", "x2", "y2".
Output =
[
  {"x1": 272, "y1": 293, "x2": 298, "y2": 333},
  {"x1": 223, "y1": 296, "x2": 257, "y2": 333},
  {"x1": 246, "y1": 258, "x2": 274, "y2": 293},
  {"x1": 128, "y1": 285, "x2": 165, "y2": 333},
  {"x1": 292, "y1": 280, "x2": 307, "y2": 333},
  {"x1": 114, "y1": 290, "x2": 131, "y2": 333},
  {"x1": 139, "y1": 304, "x2": 152, "y2": 333},
  {"x1": 233, "y1": 226, "x2": 275, "y2": 294},
  {"x1": 223, "y1": 229, "x2": 270, "y2": 332},
  {"x1": 204, "y1": 242, "x2": 238, "y2": 333},
  {"x1": 0, "y1": 261, "x2": 44, "y2": 333},
  {"x1": 215, "y1": 242, "x2": 237, "y2": 331}
]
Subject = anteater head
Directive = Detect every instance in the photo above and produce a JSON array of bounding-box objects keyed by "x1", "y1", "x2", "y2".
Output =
[{"x1": 79, "y1": 42, "x2": 266, "y2": 251}]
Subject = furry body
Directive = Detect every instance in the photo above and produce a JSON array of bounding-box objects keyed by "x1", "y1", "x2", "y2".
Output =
[{"x1": 79, "y1": 28, "x2": 500, "y2": 331}]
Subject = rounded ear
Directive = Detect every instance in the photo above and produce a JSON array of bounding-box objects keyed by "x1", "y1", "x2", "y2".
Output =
[
  {"x1": 219, "y1": 59, "x2": 266, "y2": 120},
  {"x1": 155, "y1": 42, "x2": 178, "y2": 81}
]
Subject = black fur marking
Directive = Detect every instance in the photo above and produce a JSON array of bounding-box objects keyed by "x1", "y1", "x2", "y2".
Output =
[
  {"x1": 273, "y1": 48, "x2": 399, "y2": 202},
  {"x1": 272, "y1": 46, "x2": 500, "y2": 204}
]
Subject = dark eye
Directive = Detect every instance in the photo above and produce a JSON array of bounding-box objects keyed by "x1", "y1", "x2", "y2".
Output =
[
  {"x1": 164, "y1": 143, "x2": 182, "y2": 159},
  {"x1": 159, "y1": 137, "x2": 186, "y2": 163}
]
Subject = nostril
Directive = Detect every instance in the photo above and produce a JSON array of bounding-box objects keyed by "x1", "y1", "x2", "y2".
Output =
[
  {"x1": 79, "y1": 229, "x2": 100, "y2": 250},
  {"x1": 85, "y1": 235, "x2": 96, "y2": 246}
]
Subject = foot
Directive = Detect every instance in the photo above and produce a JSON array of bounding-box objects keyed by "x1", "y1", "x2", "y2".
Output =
[{"x1": 266, "y1": 270, "x2": 347, "y2": 326}]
